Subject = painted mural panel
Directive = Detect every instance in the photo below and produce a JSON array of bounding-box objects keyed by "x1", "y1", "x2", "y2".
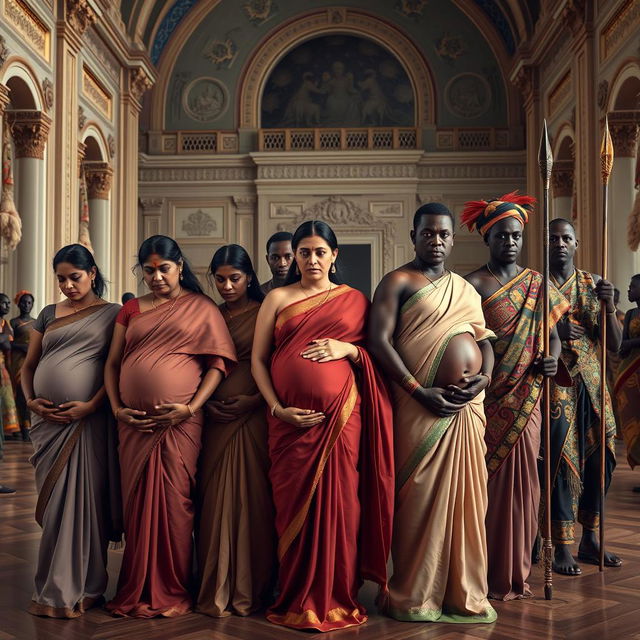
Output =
[{"x1": 261, "y1": 35, "x2": 415, "y2": 128}]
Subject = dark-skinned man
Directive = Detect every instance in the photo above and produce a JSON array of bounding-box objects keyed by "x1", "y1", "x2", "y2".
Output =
[
  {"x1": 463, "y1": 193, "x2": 569, "y2": 601},
  {"x1": 260, "y1": 231, "x2": 293, "y2": 296},
  {"x1": 369, "y1": 202, "x2": 497, "y2": 624},
  {"x1": 547, "y1": 218, "x2": 622, "y2": 575}
]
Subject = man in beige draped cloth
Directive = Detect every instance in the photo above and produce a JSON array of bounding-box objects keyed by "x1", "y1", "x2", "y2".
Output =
[{"x1": 369, "y1": 203, "x2": 497, "y2": 624}]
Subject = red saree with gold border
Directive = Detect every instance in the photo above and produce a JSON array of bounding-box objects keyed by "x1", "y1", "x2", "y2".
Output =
[
  {"x1": 266, "y1": 285, "x2": 394, "y2": 632},
  {"x1": 106, "y1": 293, "x2": 236, "y2": 618}
]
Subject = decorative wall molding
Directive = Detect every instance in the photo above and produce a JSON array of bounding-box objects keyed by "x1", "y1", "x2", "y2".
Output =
[
  {"x1": 600, "y1": 0, "x2": 640, "y2": 62},
  {"x1": 238, "y1": 8, "x2": 435, "y2": 128},
  {"x1": 269, "y1": 202, "x2": 305, "y2": 218},
  {"x1": 0, "y1": 36, "x2": 9, "y2": 69},
  {"x1": 84, "y1": 161, "x2": 113, "y2": 199},
  {"x1": 130, "y1": 67, "x2": 153, "y2": 103},
  {"x1": 66, "y1": 0, "x2": 97, "y2": 37},
  {"x1": 139, "y1": 167, "x2": 256, "y2": 183},
  {"x1": 417, "y1": 163, "x2": 526, "y2": 180},
  {"x1": 78, "y1": 106, "x2": 86, "y2": 130},
  {"x1": 41, "y1": 77, "x2": 54, "y2": 111},
  {"x1": 7, "y1": 110, "x2": 52, "y2": 159},
  {"x1": 82, "y1": 66, "x2": 112, "y2": 120},
  {"x1": 548, "y1": 71, "x2": 572, "y2": 117},
  {"x1": 107, "y1": 134, "x2": 116, "y2": 158},
  {"x1": 257, "y1": 164, "x2": 417, "y2": 180},
  {"x1": 83, "y1": 27, "x2": 120, "y2": 82},
  {"x1": 4, "y1": 0, "x2": 50, "y2": 62},
  {"x1": 232, "y1": 195, "x2": 257, "y2": 213}
]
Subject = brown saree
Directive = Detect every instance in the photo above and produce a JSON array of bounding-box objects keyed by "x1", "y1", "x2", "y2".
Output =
[
  {"x1": 28, "y1": 302, "x2": 122, "y2": 618},
  {"x1": 106, "y1": 293, "x2": 236, "y2": 618},
  {"x1": 196, "y1": 303, "x2": 275, "y2": 617}
]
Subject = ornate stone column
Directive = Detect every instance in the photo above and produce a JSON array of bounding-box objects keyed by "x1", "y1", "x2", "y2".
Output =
[
  {"x1": 85, "y1": 161, "x2": 113, "y2": 281},
  {"x1": 232, "y1": 195, "x2": 257, "y2": 263},
  {"x1": 551, "y1": 159, "x2": 575, "y2": 220},
  {"x1": 114, "y1": 66, "x2": 153, "y2": 299},
  {"x1": 6, "y1": 110, "x2": 51, "y2": 306},
  {"x1": 609, "y1": 113, "x2": 640, "y2": 309},
  {"x1": 52, "y1": 0, "x2": 96, "y2": 251},
  {"x1": 0, "y1": 85, "x2": 10, "y2": 284}
]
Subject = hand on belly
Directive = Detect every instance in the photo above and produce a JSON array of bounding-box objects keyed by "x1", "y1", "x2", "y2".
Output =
[{"x1": 433, "y1": 332, "x2": 483, "y2": 388}]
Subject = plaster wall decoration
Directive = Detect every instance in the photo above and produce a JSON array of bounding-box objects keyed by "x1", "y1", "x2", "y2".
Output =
[
  {"x1": 282, "y1": 196, "x2": 396, "y2": 271},
  {"x1": 445, "y1": 73, "x2": 492, "y2": 119},
  {"x1": 41, "y1": 77, "x2": 54, "y2": 110},
  {"x1": 140, "y1": 167, "x2": 255, "y2": 182},
  {"x1": 4, "y1": 0, "x2": 50, "y2": 62},
  {"x1": 84, "y1": 27, "x2": 120, "y2": 82},
  {"x1": 396, "y1": 0, "x2": 428, "y2": 20},
  {"x1": 82, "y1": 67, "x2": 112, "y2": 119},
  {"x1": 329, "y1": 8, "x2": 346, "y2": 24},
  {"x1": 107, "y1": 134, "x2": 116, "y2": 158},
  {"x1": 78, "y1": 106, "x2": 86, "y2": 130},
  {"x1": 417, "y1": 163, "x2": 525, "y2": 180},
  {"x1": 261, "y1": 35, "x2": 415, "y2": 129},
  {"x1": 130, "y1": 67, "x2": 153, "y2": 102},
  {"x1": 369, "y1": 202, "x2": 403, "y2": 217},
  {"x1": 182, "y1": 77, "x2": 228, "y2": 123},
  {"x1": 0, "y1": 36, "x2": 9, "y2": 69},
  {"x1": 435, "y1": 34, "x2": 467, "y2": 62},
  {"x1": 269, "y1": 202, "x2": 305, "y2": 218},
  {"x1": 172, "y1": 203, "x2": 226, "y2": 242},
  {"x1": 256, "y1": 164, "x2": 417, "y2": 180},
  {"x1": 66, "y1": 0, "x2": 96, "y2": 37},
  {"x1": 547, "y1": 71, "x2": 572, "y2": 117},
  {"x1": 244, "y1": 0, "x2": 277, "y2": 25},
  {"x1": 600, "y1": 0, "x2": 639, "y2": 62},
  {"x1": 202, "y1": 33, "x2": 238, "y2": 69}
]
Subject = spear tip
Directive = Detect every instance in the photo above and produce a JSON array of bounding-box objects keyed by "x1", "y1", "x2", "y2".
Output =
[
  {"x1": 538, "y1": 119, "x2": 553, "y2": 185},
  {"x1": 601, "y1": 115, "x2": 614, "y2": 185}
]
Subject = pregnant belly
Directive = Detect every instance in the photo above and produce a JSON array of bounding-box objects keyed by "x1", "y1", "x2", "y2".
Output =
[
  {"x1": 433, "y1": 332, "x2": 483, "y2": 388},
  {"x1": 33, "y1": 360, "x2": 101, "y2": 405}
]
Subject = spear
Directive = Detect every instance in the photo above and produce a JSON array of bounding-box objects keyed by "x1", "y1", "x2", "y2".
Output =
[
  {"x1": 599, "y1": 117, "x2": 614, "y2": 571},
  {"x1": 538, "y1": 119, "x2": 553, "y2": 600}
]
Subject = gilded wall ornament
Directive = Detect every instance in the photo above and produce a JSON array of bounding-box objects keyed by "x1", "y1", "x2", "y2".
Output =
[
  {"x1": 66, "y1": 0, "x2": 96, "y2": 36},
  {"x1": 203, "y1": 36, "x2": 237, "y2": 68},
  {"x1": 445, "y1": 73, "x2": 491, "y2": 119},
  {"x1": 42, "y1": 77, "x2": 54, "y2": 110},
  {"x1": 244, "y1": 0, "x2": 276, "y2": 25},
  {"x1": 183, "y1": 77, "x2": 228, "y2": 123},
  {"x1": 0, "y1": 36, "x2": 9, "y2": 69},
  {"x1": 130, "y1": 67, "x2": 152, "y2": 101},
  {"x1": 435, "y1": 34, "x2": 466, "y2": 61}
]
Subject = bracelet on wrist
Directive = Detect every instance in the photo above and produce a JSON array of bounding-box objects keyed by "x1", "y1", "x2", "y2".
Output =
[
  {"x1": 479, "y1": 372, "x2": 492, "y2": 386},
  {"x1": 187, "y1": 403, "x2": 196, "y2": 417},
  {"x1": 270, "y1": 401, "x2": 281, "y2": 417},
  {"x1": 400, "y1": 373, "x2": 420, "y2": 395}
]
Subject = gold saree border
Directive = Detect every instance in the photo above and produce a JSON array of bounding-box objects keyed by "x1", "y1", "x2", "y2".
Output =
[
  {"x1": 267, "y1": 606, "x2": 366, "y2": 630},
  {"x1": 43, "y1": 302, "x2": 110, "y2": 334},
  {"x1": 35, "y1": 420, "x2": 86, "y2": 527},
  {"x1": 400, "y1": 272, "x2": 450, "y2": 315},
  {"x1": 482, "y1": 268, "x2": 531, "y2": 309},
  {"x1": 275, "y1": 285, "x2": 349, "y2": 330},
  {"x1": 277, "y1": 378, "x2": 358, "y2": 561},
  {"x1": 27, "y1": 595, "x2": 104, "y2": 619}
]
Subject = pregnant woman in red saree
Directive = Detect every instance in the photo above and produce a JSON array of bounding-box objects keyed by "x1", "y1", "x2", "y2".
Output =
[
  {"x1": 252, "y1": 220, "x2": 394, "y2": 632},
  {"x1": 105, "y1": 235, "x2": 236, "y2": 618}
]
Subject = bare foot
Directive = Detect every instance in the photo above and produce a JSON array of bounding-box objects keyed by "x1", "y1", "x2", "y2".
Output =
[
  {"x1": 553, "y1": 546, "x2": 581, "y2": 575},
  {"x1": 578, "y1": 535, "x2": 622, "y2": 567}
]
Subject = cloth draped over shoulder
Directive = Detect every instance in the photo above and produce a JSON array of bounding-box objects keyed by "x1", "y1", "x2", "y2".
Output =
[
  {"x1": 106, "y1": 293, "x2": 237, "y2": 619},
  {"x1": 28, "y1": 302, "x2": 122, "y2": 618},
  {"x1": 483, "y1": 268, "x2": 569, "y2": 478},
  {"x1": 616, "y1": 314, "x2": 640, "y2": 468},
  {"x1": 266, "y1": 285, "x2": 394, "y2": 632},
  {"x1": 387, "y1": 271, "x2": 497, "y2": 624}
]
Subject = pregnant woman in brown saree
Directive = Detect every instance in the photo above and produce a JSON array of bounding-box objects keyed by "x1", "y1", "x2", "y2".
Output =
[
  {"x1": 196, "y1": 244, "x2": 274, "y2": 617},
  {"x1": 252, "y1": 220, "x2": 394, "y2": 632},
  {"x1": 105, "y1": 235, "x2": 236, "y2": 618},
  {"x1": 21, "y1": 244, "x2": 122, "y2": 618}
]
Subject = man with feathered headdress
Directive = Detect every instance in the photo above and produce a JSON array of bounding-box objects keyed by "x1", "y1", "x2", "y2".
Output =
[{"x1": 464, "y1": 192, "x2": 569, "y2": 601}]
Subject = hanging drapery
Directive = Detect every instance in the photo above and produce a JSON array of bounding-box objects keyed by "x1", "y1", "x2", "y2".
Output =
[
  {"x1": 0, "y1": 119, "x2": 22, "y2": 250},
  {"x1": 628, "y1": 144, "x2": 640, "y2": 251},
  {"x1": 78, "y1": 163, "x2": 94, "y2": 253}
]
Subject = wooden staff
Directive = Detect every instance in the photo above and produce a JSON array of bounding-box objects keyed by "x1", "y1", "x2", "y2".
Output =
[
  {"x1": 538, "y1": 119, "x2": 553, "y2": 600},
  {"x1": 599, "y1": 117, "x2": 614, "y2": 571}
]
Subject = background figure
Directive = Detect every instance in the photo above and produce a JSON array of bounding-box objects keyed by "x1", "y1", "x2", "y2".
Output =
[
  {"x1": 0, "y1": 293, "x2": 18, "y2": 441},
  {"x1": 10, "y1": 290, "x2": 35, "y2": 440},
  {"x1": 368, "y1": 204, "x2": 497, "y2": 624},
  {"x1": 105, "y1": 235, "x2": 236, "y2": 618},
  {"x1": 20, "y1": 244, "x2": 122, "y2": 618},
  {"x1": 607, "y1": 288, "x2": 625, "y2": 436},
  {"x1": 617, "y1": 275, "x2": 640, "y2": 469},
  {"x1": 197, "y1": 244, "x2": 274, "y2": 618},
  {"x1": 260, "y1": 232, "x2": 293, "y2": 296},
  {"x1": 463, "y1": 193, "x2": 568, "y2": 600},
  {"x1": 121, "y1": 292, "x2": 135, "y2": 305},
  {"x1": 251, "y1": 220, "x2": 394, "y2": 632},
  {"x1": 283, "y1": 72, "x2": 322, "y2": 126}
]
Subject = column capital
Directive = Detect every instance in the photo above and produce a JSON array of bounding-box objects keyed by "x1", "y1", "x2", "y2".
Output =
[
  {"x1": 510, "y1": 64, "x2": 536, "y2": 106},
  {"x1": 6, "y1": 110, "x2": 52, "y2": 159},
  {"x1": 84, "y1": 161, "x2": 113, "y2": 199},
  {"x1": 139, "y1": 197, "x2": 164, "y2": 214},
  {"x1": 232, "y1": 195, "x2": 257, "y2": 213},
  {"x1": 551, "y1": 159, "x2": 575, "y2": 197},
  {"x1": 608, "y1": 111, "x2": 640, "y2": 158},
  {"x1": 129, "y1": 67, "x2": 153, "y2": 103},
  {"x1": 66, "y1": 0, "x2": 97, "y2": 38}
]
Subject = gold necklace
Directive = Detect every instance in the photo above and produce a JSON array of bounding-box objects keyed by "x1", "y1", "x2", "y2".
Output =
[
  {"x1": 69, "y1": 296, "x2": 100, "y2": 314},
  {"x1": 485, "y1": 263, "x2": 520, "y2": 288},
  {"x1": 152, "y1": 287, "x2": 182, "y2": 312},
  {"x1": 299, "y1": 281, "x2": 332, "y2": 299},
  {"x1": 224, "y1": 299, "x2": 251, "y2": 320}
]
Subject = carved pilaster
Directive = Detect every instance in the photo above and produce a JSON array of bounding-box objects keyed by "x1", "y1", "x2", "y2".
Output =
[
  {"x1": 78, "y1": 106, "x2": 86, "y2": 131},
  {"x1": 77, "y1": 140, "x2": 86, "y2": 170},
  {"x1": 66, "y1": 0, "x2": 96, "y2": 37},
  {"x1": 7, "y1": 110, "x2": 52, "y2": 159},
  {"x1": 551, "y1": 160, "x2": 575, "y2": 197},
  {"x1": 609, "y1": 121, "x2": 640, "y2": 158},
  {"x1": 84, "y1": 162, "x2": 113, "y2": 200},
  {"x1": 0, "y1": 35, "x2": 9, "y2": 69},
  {"x1": 0, "y1": 84, "x2": 10, "y2": 117},
  {"x1": 511, "y1": 65, "x2": 535, "y2": 105},
  {"x1": 129, "y1": 67, "x2": 152, "y2": 103}
]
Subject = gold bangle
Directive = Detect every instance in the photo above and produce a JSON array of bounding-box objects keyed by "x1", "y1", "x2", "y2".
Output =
[
  {"x1": 479, "y1": 372, "x2": 492, "y2": 386},
  {"x1": 114, "y1": 407, "x2": 124, "y2": 421},
  {"x1": 187, "y1": 404, "x2": 195, "y2": 417},
  {"x1": 400, "y1": 373, "x2": 420, "y2": 395},
  {"x1": 271, "y1": 401, "x2": 280, "y2": 417}
]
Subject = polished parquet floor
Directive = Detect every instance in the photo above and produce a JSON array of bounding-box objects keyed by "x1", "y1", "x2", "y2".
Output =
[{"x1": 1, "y1": 440, "x2": 639, "y2": 640}]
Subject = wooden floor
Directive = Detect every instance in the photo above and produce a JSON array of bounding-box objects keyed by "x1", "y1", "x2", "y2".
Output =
[{"x1": 1, "y1": 441, "x2": 639, "y2": 640}]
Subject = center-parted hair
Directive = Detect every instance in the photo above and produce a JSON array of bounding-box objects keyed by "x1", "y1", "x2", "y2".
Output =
[
  {"x1": 209, "y1": 244, "x2": 264, "y2": 303},
  {"x1": 53, "y1": 243, "x2": 107, "y2": 297},
  {"x1": 137, "y1": 235, "x2": 203, "y2": 295},
  {"x1": 284, "y1": 220, "x2": 342, "y2": 285}
]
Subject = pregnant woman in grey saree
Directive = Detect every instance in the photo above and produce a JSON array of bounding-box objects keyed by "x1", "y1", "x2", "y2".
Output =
[{"x1": 21, "y1": 244, "x2": 122, "y2": 618}]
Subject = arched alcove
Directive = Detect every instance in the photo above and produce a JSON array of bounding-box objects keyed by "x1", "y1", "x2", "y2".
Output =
[{"x1": 5, "y1": 76, "x2": 36, "y2": 110}]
